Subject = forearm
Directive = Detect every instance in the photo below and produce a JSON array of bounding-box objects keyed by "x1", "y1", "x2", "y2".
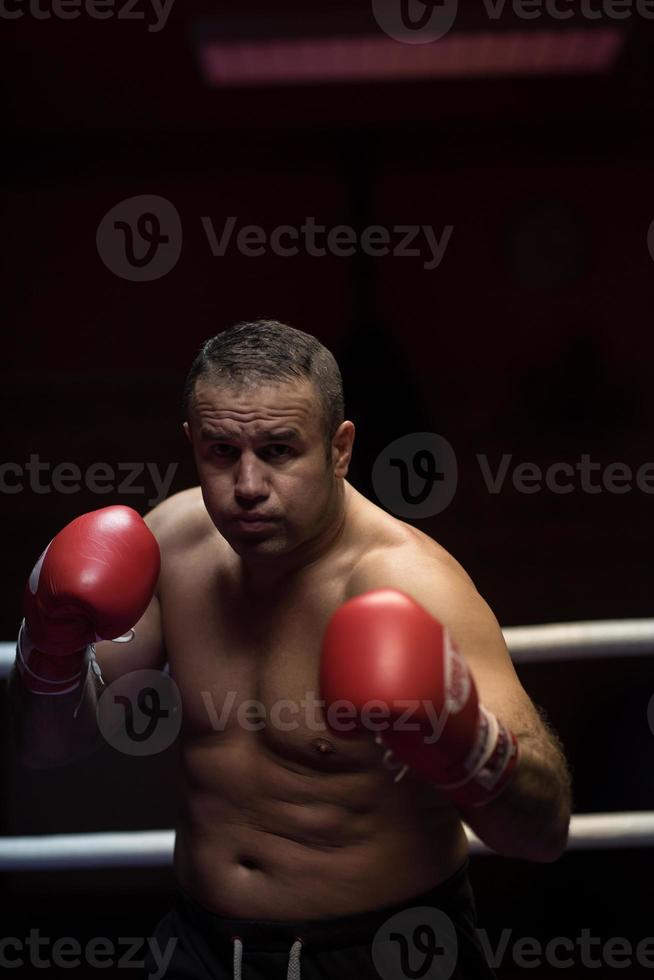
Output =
[
  {"x1": 8, "y1": 662, "x2": 102, "y2": 769},
  {"x1": 460, "y1": 725, "x2": 572, "y2": 862}
]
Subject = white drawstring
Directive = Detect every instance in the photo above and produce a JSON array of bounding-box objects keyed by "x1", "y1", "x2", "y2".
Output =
[
  {"x1": 287, "y1": 939, "x2": 303, "y2": 980},
  {"x1": 231, "y1": 936, "x2": 303, "y2": 980},
  {"x1": 232, "y1": 936, "x2": 243, "y2": 980}
]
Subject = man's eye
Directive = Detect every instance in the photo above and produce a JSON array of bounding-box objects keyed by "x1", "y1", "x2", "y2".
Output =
[
  {"x1": 266, "y1": 445, "x2": 293, "y2": 458},
  {"x1": 211, "y1": 445, "x2": 238, "y2": 458}
]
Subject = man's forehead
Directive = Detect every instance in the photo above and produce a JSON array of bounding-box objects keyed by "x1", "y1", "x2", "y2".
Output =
[{"x1": 191, "y1": 378, "x2": 319, "y2": 429}]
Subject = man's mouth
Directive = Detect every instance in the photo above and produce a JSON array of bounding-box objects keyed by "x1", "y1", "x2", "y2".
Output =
[{"x1": 232, "y1": 514, "x2": 277, "y2": 523}]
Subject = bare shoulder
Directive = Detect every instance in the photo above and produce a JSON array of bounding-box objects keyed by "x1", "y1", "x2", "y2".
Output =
[
  {"x1": 345, "y1": 493, "x2": 543, "y2": 735},
  {"x1": 144, "y1": 486, "x2": 215, "y2": 558},
  {"x1": 347, "y1": 491, "x2": 476, "y2": 601}
]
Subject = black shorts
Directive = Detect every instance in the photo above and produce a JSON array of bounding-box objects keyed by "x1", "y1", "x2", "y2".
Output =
[{"x1": 145, "y1": 859, "x2": 495, "y2": 979}]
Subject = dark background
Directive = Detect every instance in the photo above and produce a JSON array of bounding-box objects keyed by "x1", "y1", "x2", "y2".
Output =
[{"x1": 2, "y1": 4, "x2": 654, "y2": 977}]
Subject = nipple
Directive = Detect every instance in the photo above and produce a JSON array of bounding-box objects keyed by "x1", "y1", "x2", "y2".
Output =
[{"x1": 312, "y1": 737, "x2": 335, "y2": 754}]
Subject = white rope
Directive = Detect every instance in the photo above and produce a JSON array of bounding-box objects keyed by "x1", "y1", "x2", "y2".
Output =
[
  {"x1": 503, "y1": 619, "x2": 654, "y2": 663},
  {"x1": 0, "y1": 814, "x2": 653, "y2": 870},
  {"x1": 2, "y1": 620, "x2": 654, "y2": 679},
  {"x1": 0, "y1": 830, "x2": 175, "y2": 870},
  {"x1": 2, "y1": 642, "x2": 19, "y2": 677}
]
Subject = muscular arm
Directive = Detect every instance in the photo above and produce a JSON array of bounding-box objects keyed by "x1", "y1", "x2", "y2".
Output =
[
  {"x1": 467, "y1": 705, "x2": 570, "y2": 862},
  {"x1": 346, "y1": 549, "x2": 571, "y2": 862}
]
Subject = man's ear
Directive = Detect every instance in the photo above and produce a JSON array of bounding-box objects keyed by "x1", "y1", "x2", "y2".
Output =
[
  {"x1": 183, "y1": 421, "x2": 192, "y2": 444},
  {"x1": 332, "y1": 421, "x2": 355, "y2": 478}
]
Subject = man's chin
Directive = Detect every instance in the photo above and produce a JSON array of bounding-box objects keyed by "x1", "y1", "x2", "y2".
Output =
[{"x1": 224, "y1": 525, "x2": 286, "y2": 553}]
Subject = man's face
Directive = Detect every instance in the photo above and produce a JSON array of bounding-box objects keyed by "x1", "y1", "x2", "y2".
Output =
[{"x1": 185, "y1": 378, "x2": 346, "y2": 558}]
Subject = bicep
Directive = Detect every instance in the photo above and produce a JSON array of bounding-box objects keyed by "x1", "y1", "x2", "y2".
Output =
[
  {"x1": 448, "y1": 595, "x2": 544, "y2": 738},
  {"x1": 349, "y1": 552, "x2": 543, "y2": 738},
  {"x1": 93, "y1": 592, "x2": 166, "y2": 687}
]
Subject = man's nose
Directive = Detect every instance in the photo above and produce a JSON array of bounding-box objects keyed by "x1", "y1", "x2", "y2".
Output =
[{"x1": 233, "y1": 454, "x2": 269, "y2": 501}]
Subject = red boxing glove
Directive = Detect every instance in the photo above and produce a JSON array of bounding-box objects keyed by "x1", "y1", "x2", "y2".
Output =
[
  {"x1": 320, "y1": 589, "x2": 519, "y2": 807},
  {"x1": 17, "y1": 506, "x2": 160, "y2": 695}
]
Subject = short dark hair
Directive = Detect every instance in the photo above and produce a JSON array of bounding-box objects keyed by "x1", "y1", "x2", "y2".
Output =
[{"x1": 184, "y1": 319, "x2": 345, "y2": 445}]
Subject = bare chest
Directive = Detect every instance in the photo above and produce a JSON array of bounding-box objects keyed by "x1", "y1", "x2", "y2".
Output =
[{"x1": 160, "y1": 557, "x2": 382, "y2": 775}]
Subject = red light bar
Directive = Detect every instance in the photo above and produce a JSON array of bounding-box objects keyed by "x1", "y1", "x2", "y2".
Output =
[{"x1": 197, "y1": 27, "x2": 624, "y2": 88}]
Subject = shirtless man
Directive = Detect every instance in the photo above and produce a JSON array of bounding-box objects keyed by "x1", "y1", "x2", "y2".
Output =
[{"x1": 11, "y1": 319, "x2": 571, "y2": 979}]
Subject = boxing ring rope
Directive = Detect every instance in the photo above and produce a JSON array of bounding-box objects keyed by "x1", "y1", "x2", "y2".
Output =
[
  {"x1": 2, "y1": 618, "x2": 654, "y2": 870},
  {"x1": 2, "y1": 814, "x2": 654, "y2": 871},
  {"x1": 501, "y1": 619, "x2": 654, "y2": 663},
  {"x1": 2, "y1": 618, "x2": 654, "y2": 678}
]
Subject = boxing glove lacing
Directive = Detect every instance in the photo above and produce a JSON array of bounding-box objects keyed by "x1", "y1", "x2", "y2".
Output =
[
  {"x1": 374, "y1": 733, "x2": 409, "y2": 783},
  {"x1": 15, "y1": 620, "x2": 140, "y2": 719},
  {"x1": 72, "y1": 631, "x2": 135, "y2": 718},
  {"x1": 231, "y1": 935, "x2": 303, "y2": 980},
  {"x1": 373, "y1": 709, "x2": 518, "y2": 803},
  {"x1": 16, "y1": 621, "x2": 86, "y2": 694}
]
